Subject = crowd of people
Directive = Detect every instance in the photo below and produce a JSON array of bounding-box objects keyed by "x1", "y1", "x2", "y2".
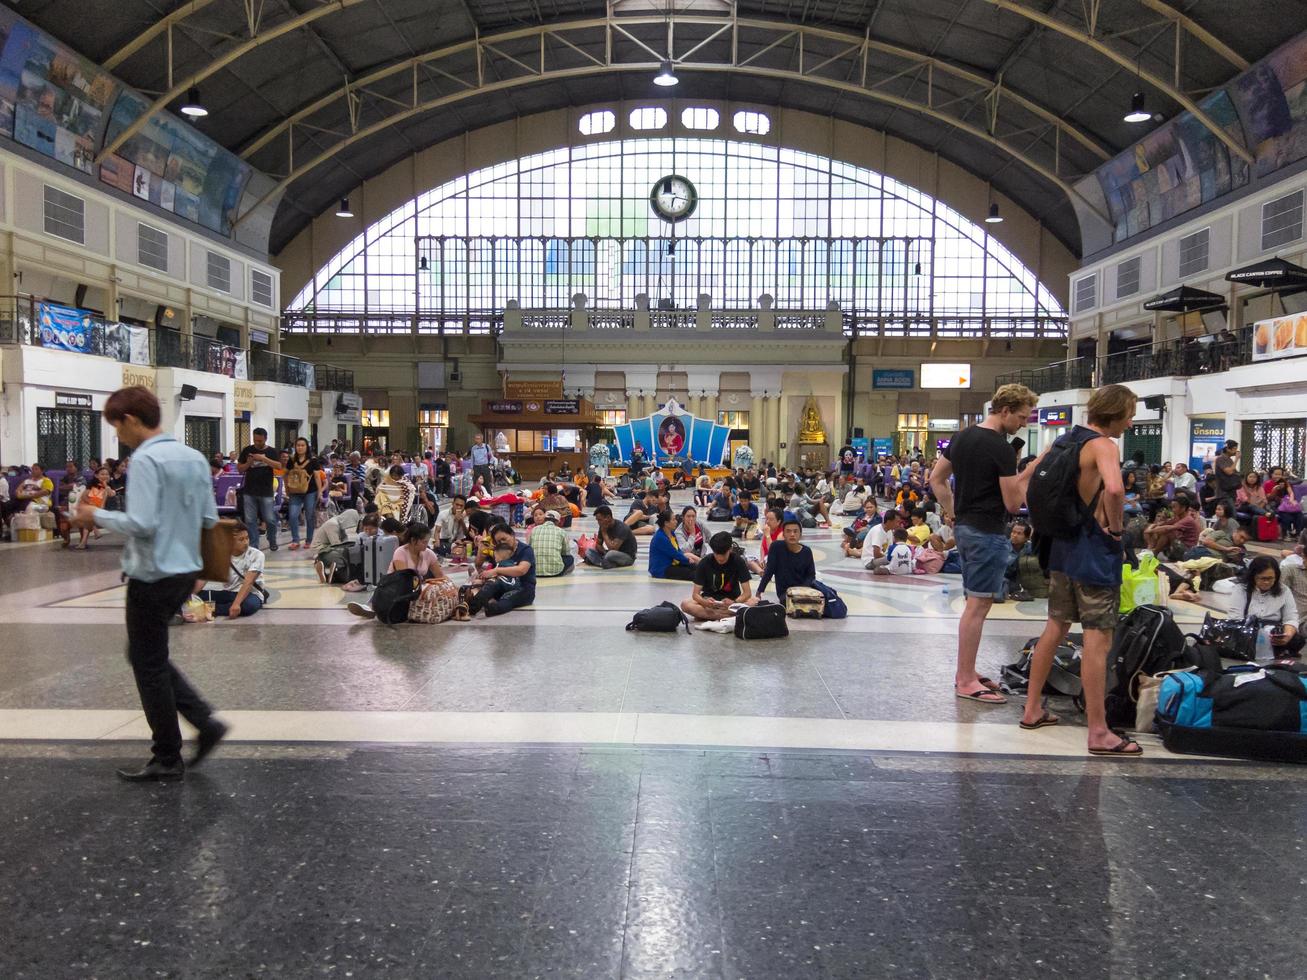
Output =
[{"x1": 9, "y1": 381, "x2": 1307, "y2": 772}]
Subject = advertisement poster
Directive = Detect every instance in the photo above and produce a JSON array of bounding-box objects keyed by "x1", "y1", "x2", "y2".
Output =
[
  {"x1": 0, "y1": 14, "x2": 119, "y2": 175},
  {"x1": 872, "y1": 437, "x2": 894, "y2": 460},
  {"x1": 872, "y1": 369, "x2": 914, "y2": 390},
  {"x1": 37, "y1": 301, "x2": 90, "y2": 352},
  {"x1": 850, "y1": 437, "x2": 870, "y2": 460},
  {"x1": 1189, "y1": 419, "x2": 1226, "y2": 473},
  {"x1": 1250, "y1": 313, "x2": 1307, "y2": 362}
]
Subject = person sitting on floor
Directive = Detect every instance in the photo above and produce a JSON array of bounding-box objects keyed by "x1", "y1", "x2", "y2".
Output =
[
  {"x1": 195, "y1": 525, "x2": 268, "y2": 619},
  {"x1": 624, "y1": 488, "x2": 662, "y2": 536},
  {"x1": 1143, "y1": 493, "x2": 1202, "y2": 559},
  {"x1": 862, "y1": 509, "x2": 903, "y2": 571},
  {"x1": 583, "y1": 504, "x2": 639, "y2": 569},
  {"x1": 435, "y1": 494, "x2": 469, "y2": 557},
  {"x1": 906, "y1": 508, "x2": 933, "y2": 546},
  {"x1": 1227, "y1": 555, "x2": 1303, "y2": 657},
  {"x1": 467, "y1": 524, "x2": 537, "y2": 617},
  {"x1": 650, "y1": 509, "x2": 699, "y2": 581},
  {"x1": 675, "y1": 505, "x2": 704, "y2": 558},
  {"x1": 839, "y1": 483, "x2": 868, "y2": 516},
  {"x1": 681, "y1": 531, "x2": 758, "y2": 622},
  {"x1": 732, "y1": 491, "x2": 760, "y2": 539},
  {"x1": 756, "y1": 518, "x2": 818, "y2": 603},
  {"x1": 747, "y1": 507, "x2": 785, "y2": 575},
  {"x1": 312, "y1": 506, "x2": 363, "y2": 582},
  {"x1": 531, "y1": 510, "x2": 574, "y2": 577},
  {"x1": 872, "y1": 527, "x2": 918, "y2": 576},
  {"x1": 347, "y1": 521, "x2": 451, "y2": 619},
  {"x1": 841, "y1": 497, "x2": 883, "y2": 558}
]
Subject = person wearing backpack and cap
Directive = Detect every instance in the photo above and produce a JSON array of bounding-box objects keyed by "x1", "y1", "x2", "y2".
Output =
[
  {"x1": 929, "y1": 381, "x2": 1043, "y2": 705},
  {"x1": 1020, "y1": 383, "x2": 1142, "y2": 757}
]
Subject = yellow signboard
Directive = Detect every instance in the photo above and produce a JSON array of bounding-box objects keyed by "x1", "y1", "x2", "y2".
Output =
[
  {"x1": 234, "y1": 382, "x2": 256, "y2": 412},
  {"x1": 505, "y1": 379, "x2": 563, "y2": 400},
  {"x1": 122, "y1": 365, "x2": 156, "y2": 392}
]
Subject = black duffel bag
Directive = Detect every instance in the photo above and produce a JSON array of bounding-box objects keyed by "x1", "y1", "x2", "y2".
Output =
[
  {"x1": 734, "y1": 601, "x2": 789, "y2": 640},
  {"x1": 626, "y1": 601, "x2": 691, "y2": 634}
]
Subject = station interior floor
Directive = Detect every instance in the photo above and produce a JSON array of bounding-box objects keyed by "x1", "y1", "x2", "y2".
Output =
[{"x1": 3, "y1": 490, "x2": 1305, "y2": 978}]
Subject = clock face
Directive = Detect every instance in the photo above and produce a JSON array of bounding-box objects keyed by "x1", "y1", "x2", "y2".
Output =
[{"x1": 649, "y1": 175, "x2": 698, "y2": 223}]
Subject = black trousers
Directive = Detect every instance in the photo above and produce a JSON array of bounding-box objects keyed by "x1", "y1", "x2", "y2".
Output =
[
  {"x1": 659, "y1": 564, "x2": 697, "y2": 581},
  {"x1": 125, "y1": 574, "x2": 215, "y2": 764}
]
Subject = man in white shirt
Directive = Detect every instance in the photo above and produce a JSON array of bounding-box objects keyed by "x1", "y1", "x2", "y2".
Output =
[
  {"x1": 196, "y1": 525, "x2": 267, "y2": 619},
  {"x1": 863, "y1": 510, "x2": 903, "y2": 570},
  {"x1": 1171, "y1": 462, "x2": 1197, "y2": 493}
]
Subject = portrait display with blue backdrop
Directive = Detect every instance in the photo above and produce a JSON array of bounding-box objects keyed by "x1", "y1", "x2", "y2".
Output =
[
  {"x1": 38, "y1": 301, "x2": 91, "y2": 353},
  {"x1": 612, "y1": 398, "x2": 732, "y2": 466}
]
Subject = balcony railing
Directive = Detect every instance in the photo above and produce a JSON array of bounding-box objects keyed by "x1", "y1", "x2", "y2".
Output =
[
  {"x1": 0, "y1": 293, "x2": 352, "y2": 391},
  {"x1": 997, "y1": 326, "x2": 1257, "y2": 392},
  {"x1": 251, "y1": 348, "x2": 314, "y2": 387}
]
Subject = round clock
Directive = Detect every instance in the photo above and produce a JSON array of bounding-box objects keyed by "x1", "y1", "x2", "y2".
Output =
[{"x1": 649, "y1": 174, "x2": 698, "y2": 223}]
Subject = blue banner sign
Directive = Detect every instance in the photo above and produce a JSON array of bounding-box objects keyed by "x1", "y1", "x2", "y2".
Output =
[{"x1": 872, "y1": 369, "x2": 914, "y2": 390}]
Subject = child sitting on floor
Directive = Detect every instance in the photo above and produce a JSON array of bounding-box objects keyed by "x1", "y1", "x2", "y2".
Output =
[{"x1": 873, "y1": 528, "x2": 917, "y2": 576}]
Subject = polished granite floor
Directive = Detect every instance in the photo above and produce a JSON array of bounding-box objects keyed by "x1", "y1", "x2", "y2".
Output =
[
  {"x1": 3, "y1": 742, "x2": 1306, "y2": 979},
  {"x1": 1, "y1": 492, "x2": 1296, "y2": 978}
]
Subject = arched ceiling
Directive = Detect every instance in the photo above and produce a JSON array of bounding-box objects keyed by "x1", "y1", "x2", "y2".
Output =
[{"x1": 13, "y1": 0, "x2": 1306, "y2": 258}]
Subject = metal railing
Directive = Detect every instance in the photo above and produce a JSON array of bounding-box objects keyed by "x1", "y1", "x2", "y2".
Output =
[
  {"x1": 313, "y1": 365, "x2": 355, "y2": 392},
  {"x1": 0, "y1": 293, "x2": 353, "y2": 391},
  {"x1": 251, "y1": 348, "x2": 315, "y2": 387},
  {"x1": 997, "y1": 326, "x2": 1259, "y2": 392}
]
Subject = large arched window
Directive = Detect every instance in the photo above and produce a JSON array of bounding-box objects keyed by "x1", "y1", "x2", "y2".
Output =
[{"x1": 288, "y1": 138, "x2": 1065, "y2": 336}]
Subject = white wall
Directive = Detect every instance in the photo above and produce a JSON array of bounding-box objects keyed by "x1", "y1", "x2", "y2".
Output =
[
  {"x1": 0, "y1": 346, "x2": 130, "y2": 463},
  {"x1": 250, "y1": 381, "x2": 310, "y2": 443}
]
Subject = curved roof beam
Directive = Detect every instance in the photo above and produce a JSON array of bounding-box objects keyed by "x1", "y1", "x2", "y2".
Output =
[
  {"x1": 984, "y1": 0, "x2": 1253, "y2": 164},
  {"x1": 232, "y1": 58, "x2": 1112, "y2": 229},
  {"x1": 103, "y1": 0, "x2": 219, "y2": 71},
  {"x1": 96, "y1": 0, "x2": 372, "y2": 165},
  {"x1": 238, "y1": 13, "x2": 1112, "y2": 168},
  {"x1": 1131, "y1": 0, "x2": 1248, "y2": 71}
]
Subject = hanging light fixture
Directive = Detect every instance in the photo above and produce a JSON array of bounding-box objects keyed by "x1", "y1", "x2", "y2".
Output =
[
  {"x1": 419, "y1": 255, "x2": 429, "y2": 271},
  {"x1": 335, "y1": 197, "x2": 353, "y2": 218},
  {"x1": 1124, "y1": 91, "x2": 1150, "y2": 124},
  {"x1": 913, "y1": 261, "x2": 922, "y2": 277},
  {"x1": 985, "y1": 202, "x2": 1004, "y2": 224},
  {"x1": 179, "y1": 86, "x2": 208, "y2": 118},
  {"x1": 654, "y1": 60, "x2": 678, "y2": 87}
]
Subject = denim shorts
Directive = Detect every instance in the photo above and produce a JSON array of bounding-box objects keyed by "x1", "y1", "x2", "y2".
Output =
[{"x1": 953, "y1": 524, "x2": 1009, "y2": 599}]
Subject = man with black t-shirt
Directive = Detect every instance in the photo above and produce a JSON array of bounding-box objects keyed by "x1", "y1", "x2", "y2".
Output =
[
  {"x1": 682, "y1": 531, "x2": 757, "y2": 621},
  {"x1": 930, "y1": 384, "x2": 1040, "y2": 705},
  {"x1": 1214, "y1": 439, "x2": 1241, "y2": 505},
  {"x1": 238, "y1": 427, "x2": 279, "y2": 551}
]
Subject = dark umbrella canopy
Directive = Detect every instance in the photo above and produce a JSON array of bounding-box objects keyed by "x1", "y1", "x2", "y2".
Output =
[
  {"x1": 1143, "y1": 285, "x2": 1226, "y2": 313},
  {"x1": 1225, "y1": 257, "x2": 1307, "y2": 290}
]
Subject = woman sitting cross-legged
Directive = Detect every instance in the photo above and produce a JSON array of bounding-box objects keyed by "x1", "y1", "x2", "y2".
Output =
[
  {"x1": 195, "y1": 524, "x2": 268, "y2": 619},
  {"x1": 347, "y1": 521, "x2": 459, "y2": 622},
  {"x1": 1227, "y1": 555, "x2": 1303, "y2": 657},
  {"x1": 649, "y1": 509, "x2": 699, "y2": 581}
]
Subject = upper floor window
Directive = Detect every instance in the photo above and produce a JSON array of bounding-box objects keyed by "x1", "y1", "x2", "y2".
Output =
[
  {"x1": 138, "y1": 223, "x2": 169, "y2": 273},
  {"x1": 1178, "y1": 228, "x2": 1209, "y2": 278},
  {"x1": 681, "y1": 108, "x2": 719, "y2": 130},
  {"x1": 630, "y1": 107, "x2": 668, "y2": 130},
  {"x1": 732, "y1": 111, "x2": 770, "y2": 135},
  {"x1": 206, "y1": 251, "x2": 232, "y2": 293},
  {"x1": 43, "y1": 185, "x2": 84, "y2": 244},
  {"x1": 579, "y1": 110, "x2": 615, "y2": 135},
  {"x1": 251, "y1": 269, "x2": 275, "y2": 308}
]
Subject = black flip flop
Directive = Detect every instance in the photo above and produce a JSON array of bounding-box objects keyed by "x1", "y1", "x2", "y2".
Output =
[
  {"x1": 956, "y1": 688, "x2": 1007, "y2": 704},
  {"x1": 1019, "y1": 711, "x2": 1060, "y2": 731},
  {"x1": 1089, "y1": 736, "x2": 1143, "y2": 758}
]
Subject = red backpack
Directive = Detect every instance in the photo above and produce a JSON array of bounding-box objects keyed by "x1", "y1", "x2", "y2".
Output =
[{"x1": 1256, "y1": 514, "x2": 1280, "y2": 542}]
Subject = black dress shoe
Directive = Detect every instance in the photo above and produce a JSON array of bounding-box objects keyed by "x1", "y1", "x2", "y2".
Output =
[
  {"x1": 116, "y1": 759, "x2": 185, "y2": 782},
  {"x1": 190, "y1": 719, "x2": 229, "y2": 768}
]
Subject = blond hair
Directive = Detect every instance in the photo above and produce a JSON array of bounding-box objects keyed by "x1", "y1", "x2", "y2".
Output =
[
  {"x1": 1086, "y1": 384, "x2": 1137, "y2": 426},
  {"x1": 989, "y1": 383, "x2": 1038, "y2": 416}
]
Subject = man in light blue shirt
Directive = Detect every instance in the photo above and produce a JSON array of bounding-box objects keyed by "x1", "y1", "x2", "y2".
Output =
[
  {"x1": 469, "y1": 432, "x2": 495, "y2": 492},
  {"x1": 72, "y1": 386, "x2": 229, "y2": 782}
]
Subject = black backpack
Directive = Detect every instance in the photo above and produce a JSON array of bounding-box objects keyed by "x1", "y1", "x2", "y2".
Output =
[
  {"x1": 1000, "y1": 638, "x2": 1084, "y2": 707},
  {"x1": 1026, "y1": 427, "x2": 1101, "y2": 540},
  {"x1": 626, "y1": 601, "x2": 691, "y2": 634},
  {"x1": 370, "y1": 569, "x2": 422, "y2": 625},
  {"x1": 1104, "y1": 604, "x2": 1193, "y2": 727},
  {"x1": 734, "y1": 601, "x2": 789, "y2": 639}
]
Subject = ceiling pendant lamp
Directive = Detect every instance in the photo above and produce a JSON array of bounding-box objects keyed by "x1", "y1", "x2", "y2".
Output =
[
  {"x1": 1124, "y1": 91, "x2": 1151, "y2": 124},
  {"x1": 335, "y1": 197, "x2": 354, "y2": 218},
  {"x1": 419, "y1": 255, "x2": 429, "y2": 271},
  {"x1": 654, "y1": 60, "x2": 678, "y2": 87},
  {"x1": 985, "y1": 202, "x2": 1004, "y2": 224},
  {"x1": 179, "y1": 86, "x2": 208, "y2": 118}
]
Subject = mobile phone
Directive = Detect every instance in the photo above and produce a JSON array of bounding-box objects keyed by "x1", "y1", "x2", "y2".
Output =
[{"x1": 1010, "y1": 437, "x2": 1025, "y2": 455}]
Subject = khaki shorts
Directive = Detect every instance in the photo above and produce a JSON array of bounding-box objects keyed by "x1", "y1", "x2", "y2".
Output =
[{"x1": 1047, "y1": 572, "x2": 1119, "y2": 632}]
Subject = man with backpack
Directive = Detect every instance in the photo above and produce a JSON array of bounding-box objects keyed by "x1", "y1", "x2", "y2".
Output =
[
  {"x1": 1020, "y1": 383, "x2": 1142, "y2": 757},
  {"x1": 930, "y1": 384, "x2": 1041, "y2": 705}
]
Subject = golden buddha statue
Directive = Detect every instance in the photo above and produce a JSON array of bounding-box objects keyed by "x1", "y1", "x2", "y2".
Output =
[{"x1": 798, "y1": 395, "x2": 826, "y2": 443}]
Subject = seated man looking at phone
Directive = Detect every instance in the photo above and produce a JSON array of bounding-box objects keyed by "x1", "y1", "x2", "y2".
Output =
[{"x1": 681, "y1": 531, "x2": 758, "y2": 622}]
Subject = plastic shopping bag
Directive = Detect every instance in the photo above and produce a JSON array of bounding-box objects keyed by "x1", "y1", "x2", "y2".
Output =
[{"x1": 1119, "y1": 554, "x2": 1161, "y2": 613}]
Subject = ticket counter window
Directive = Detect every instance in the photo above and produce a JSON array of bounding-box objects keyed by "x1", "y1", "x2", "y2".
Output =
[
  {"x1": 37, "y1": 407, "x2": 100, "y2": 472},
  {"x1": 361, "y1": 409, "x2": 390, "y2": 455},
  {"x1": 419, "y1": 408, "x2": 448, "y2": 455},
  {"x1": 897, "y1": 413, "x2": 929, "y2": 454},
  {"x1": 718, "y1": 411, "x2": 750, "y2": 463}
]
